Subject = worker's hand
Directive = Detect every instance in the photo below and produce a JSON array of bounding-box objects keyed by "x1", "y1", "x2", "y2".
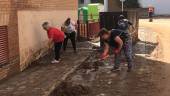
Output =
[
  {"x1": 48, "y1": 42, "x2": 52, "y2": 48},
  {"x1": 100, "y1": 53, "x2": 109, "y2": 60},
  {"x1": 64, "y1": 34, "x2": 67, "y2": 39},
  {"x1": 48, "y1": 39, "x2": 54, "y2": 49},
  {"x1": 114, "y1": 48, "x2": 121, "y2": 54}
]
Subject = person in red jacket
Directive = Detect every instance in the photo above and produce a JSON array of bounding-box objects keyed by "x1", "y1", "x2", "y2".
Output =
[{"x1": 42, "y1": 22, "x2": 65, "y2": 64}]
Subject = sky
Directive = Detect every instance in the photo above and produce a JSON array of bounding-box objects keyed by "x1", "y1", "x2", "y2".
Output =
[{"x1": 139, "y1": 0, "x2": 170, "y2": 15}]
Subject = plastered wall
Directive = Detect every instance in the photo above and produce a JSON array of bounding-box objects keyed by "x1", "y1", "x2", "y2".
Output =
[{"x1": 18, "y1": 10, "x2": 78, "y2": 70}]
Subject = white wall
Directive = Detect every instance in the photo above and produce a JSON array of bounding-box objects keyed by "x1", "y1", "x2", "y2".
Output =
[
  {"x1": 18, "y1": 10, "x2": 77, "y2": 70},
  {"x1": 139, "y1": 0, "x2": 170, "y2": 15}
]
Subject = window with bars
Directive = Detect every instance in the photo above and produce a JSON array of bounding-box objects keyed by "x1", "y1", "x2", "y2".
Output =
[{"x1": 0, "y1": 26, "x2": 9, "y2": 67}]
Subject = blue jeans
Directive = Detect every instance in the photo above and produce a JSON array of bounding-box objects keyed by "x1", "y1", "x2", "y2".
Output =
[{"x1": 114, "y1": 38, "x2": 133, "y2": 69}]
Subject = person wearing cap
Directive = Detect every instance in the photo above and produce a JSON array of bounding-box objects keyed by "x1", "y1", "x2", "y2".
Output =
[
  {"x1": 117, "y1": 15, "x2": 134, "y2": 31},
  {"x1": 42, "y1": 22, "x2": 65, "y2": 64},
  {"x1": 99, "y1": 28, "x2": 133, "y2": 72}
]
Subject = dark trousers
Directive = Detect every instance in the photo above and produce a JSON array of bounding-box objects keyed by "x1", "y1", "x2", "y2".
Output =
[
  {"x1": 149, "y1": 12, "x2": 153, "y2": 22},
  {"x1": 63, "y1": 32, "x2": 76, "y2": 51},
  {"x1": 54, "y1": 42, "x2": 63, "y2": 60}
]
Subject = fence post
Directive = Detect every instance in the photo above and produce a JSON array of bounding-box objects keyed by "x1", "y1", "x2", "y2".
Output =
[
  {"x1": 77, "y1": 20, "x2": 80, "y2": 41},
  {"x1": 86, "y1": 20, "x2": 89, "y2": 40}
]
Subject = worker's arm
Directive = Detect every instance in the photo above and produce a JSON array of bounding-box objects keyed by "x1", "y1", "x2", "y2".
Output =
[
  {"x1": 128, "y1": 21, "x2": 135, "y2": 30},
  {"x1": 71, "y1": 21, "x2": 76, "y2": 26},
  {"x1": 114, "y1": 36, "x2": 123, "y2": 54},
  {"x1": 48, "y1": 38, "x2": 54, "y2": 48},
  {"x1": 103, "y1": 42, "x2": 109, "y2": 56},
  {"x1": 47, "y1": 31, "x2": 54, "y2": 48},
  {"x1": 128, "y1": 21, "x2": 133, "y2": 25},
  {"x1": 100, "y1": 42, "x2": 110, "y2": 60},
  {"x1": 71, "y1": 21, "x2": 78, "y2": 30}
]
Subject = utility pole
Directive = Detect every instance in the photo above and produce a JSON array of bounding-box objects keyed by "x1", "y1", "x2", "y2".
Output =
[
  {"x1": 104, "y1": 0, "x2": 108, "y2": 12},
  {"x1": 120, "y1": 0, "x2": 126, "y2": 12}
]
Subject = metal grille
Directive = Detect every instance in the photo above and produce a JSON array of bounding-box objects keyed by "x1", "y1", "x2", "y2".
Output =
[{"x1": 0, "y1": 26, "x2": 8, "y2": 67}]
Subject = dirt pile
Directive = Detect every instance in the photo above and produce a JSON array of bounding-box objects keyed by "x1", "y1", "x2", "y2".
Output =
[{"x1": 50, "y1": 82, "x2": 90, "y2": 96}]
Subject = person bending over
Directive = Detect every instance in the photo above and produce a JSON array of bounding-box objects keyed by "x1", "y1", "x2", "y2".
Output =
[
  {"x1": 99, "y1": 28, "x2": 133, "y2": 72},
  {"x1": 42, "y1": 22, "x2": 64, "y2": 64}
]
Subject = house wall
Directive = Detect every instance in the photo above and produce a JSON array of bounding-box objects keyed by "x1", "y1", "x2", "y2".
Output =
[
  {"x1": 0, "y1": 0, "x2": 78, "y2": 80},
  {"x1": 18, "y1": 10, "x2": 78, "y2": 70},
  {"x1": 17, "y1": 0, "x2": 78, "y2": 71},
  {"x1": 0, "y1": 0, "x2": 20, "y2": 80}
]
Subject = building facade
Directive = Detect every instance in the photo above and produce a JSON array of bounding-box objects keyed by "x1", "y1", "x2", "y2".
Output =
[{"x1": 0, "y1": 0, "x2": 78, "y2": 80}]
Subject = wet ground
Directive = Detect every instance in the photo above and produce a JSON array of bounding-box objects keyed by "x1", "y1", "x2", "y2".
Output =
[
  {"x1": 0, "y1": 42, "x2": 94, "y2": 96},
  {"x1": 50, "y1": 19, "x2": 168, "y2": 96}
]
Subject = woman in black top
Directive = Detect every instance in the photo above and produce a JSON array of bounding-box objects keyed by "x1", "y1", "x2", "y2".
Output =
[{"x1": 62, "y1": 18, "x2": 77, "y2": 53}]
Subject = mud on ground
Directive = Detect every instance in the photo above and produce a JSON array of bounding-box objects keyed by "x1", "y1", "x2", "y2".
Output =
[{"x1": 50, "y1": 26, "x2": 166, "y2": 96}]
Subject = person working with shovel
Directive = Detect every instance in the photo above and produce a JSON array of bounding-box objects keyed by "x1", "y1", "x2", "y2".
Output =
[
  {"x1": 99, "y1": 28, "x2": 133, "y2": 72},
  {"x1": 42, "y1": 22, "x2": 65, "y2": 64}
]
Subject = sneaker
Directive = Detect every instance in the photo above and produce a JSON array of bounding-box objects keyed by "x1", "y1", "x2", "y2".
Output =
[
  {"x1": 51, "y1": 60, "x2": 60, "y2": 64},
  {"x1": 111, "y1": 68, "x2": 121, "y2": 72}
]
